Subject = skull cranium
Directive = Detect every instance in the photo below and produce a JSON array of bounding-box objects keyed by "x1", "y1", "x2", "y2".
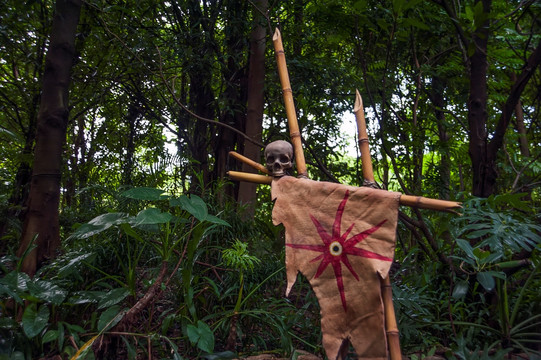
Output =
[{"x1": 264, "y1": 140, "x2": 293, "y2": 177}]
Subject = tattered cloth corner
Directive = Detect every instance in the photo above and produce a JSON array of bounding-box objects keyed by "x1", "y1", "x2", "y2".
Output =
[{"x1": 271, "y1": 177, "x2": 400, "y2": 360}]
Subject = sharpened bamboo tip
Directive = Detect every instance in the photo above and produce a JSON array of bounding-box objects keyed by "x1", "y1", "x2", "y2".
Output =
[
  {"x1": 273, "y1": 28, "x2": 280, "y2": 41},
  {"x1": 354, "y1": 89, "x2": 363, "y2": 112},
  {"x1": 228, "y1": 151, "x2": 270, "y2": 175}
]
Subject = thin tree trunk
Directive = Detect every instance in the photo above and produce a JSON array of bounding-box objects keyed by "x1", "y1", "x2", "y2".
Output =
[
  {"x1": 468, "y1": 0, "x2": 491, "y2": 197},
  {"x1": 186, "y1": 0, "x2": 214, "y2": 190},
  {"x1": 123, "y1": 101, "x2": 141, "y2": 186},
  {"x1": 431, "y1": 76, "x2": 451, "y2": 200},
  {"x1": 237, "y1": 0, "x2": 267, "y2": 216},
  {"x1": 214, "y1": 0, "x2": 248, "y2": 199},
  {"x1": 514, "y1": 98, "x2": 530, "y2": 158},
  {"x1": 17, "y1": 0, "x2": 82, "y2": 277}
]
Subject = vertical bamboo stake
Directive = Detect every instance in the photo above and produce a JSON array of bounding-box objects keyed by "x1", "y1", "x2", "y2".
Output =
[
  {"x1": 354, "y1": 89, "x2": 375, "y2": 185},
  {"x1": 272, "y1": 28, "x2": 308, "y2": 178},
  {"x1": 354, "y1": 90, "x2": 402, "y2": 360}
]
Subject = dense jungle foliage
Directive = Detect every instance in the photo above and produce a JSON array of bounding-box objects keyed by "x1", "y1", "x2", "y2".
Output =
[{"x1": 0, "y1": 0, "x2": 540, "y2": 359}]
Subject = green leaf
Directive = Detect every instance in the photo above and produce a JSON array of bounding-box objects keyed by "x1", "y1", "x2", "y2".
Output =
[
  {"x1": 97, "y1": 305, "x2": 125, "y2": 332},
  {"x1": 186, "y1": 320, "x2": 215, "y2": 353},
  {"x1": 57, "y1": 253, "x2": 95, "y2": 277},
  {"x1": 22, "y1": 303, "x2": 49, "y2": 338},
  {"x1": 27, "y1": 280, "x2": 67, "y2": 305},
  {"x1": 402, "y1": 17, "x2": 429, "y2": 30},
  {"x1": 179, "y1": 195, "x2": 208, "y2": 221},
  {"x1": 205, "y1": 215, "x2": 230, "y2": 227},
  {"x1": 88, "y1": 212, "x2": 128, "y2": 226},
  {"x1": 476, "y1": 272, "x2": 495, "y2": 291},
  {"x1": 97, "y1": 288, "x2": 130, "y2": 309},
  {"x1": 69, "y1": 212, "x2": 128, "y2": 239},
  {"x1": 134, "y1": 208, "x2": 173, "y2": 225},
  {"x1": 42, "y1": 329, "x2": 59, "y2": 344},
  {"x1": 0, "y1": 283, "x2": 23, "y2": 304},
  {"x1": 452, "y1": 280, "x2": 469, "y2": 299},
  {"x1": 0, "y1": 270, "x2": 30, "y2": 292},
  {"x1": 472, "y1": 248, "x2": 490, "y2": 260},
  {"x1": 121, "y1": 187, "x2": 168, "y2": 200},
  {"x1": 456, "y1": 239, "x2": 476, "y2": 260},
  {"x1": 68, "y1": 290, "x2": 107, "y2": 304},
  {"x1": 58, "y1": 321, "x2": 65, "y2": 350}
]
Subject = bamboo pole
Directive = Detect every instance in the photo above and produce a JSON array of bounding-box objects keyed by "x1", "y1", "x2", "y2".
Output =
[
  {"x1": 354, "y1": 89, "x2": 375, "y2": 186},
  {"x1": 354, "y1": 90, "x2": 461, "y2": 212},
  {"x1": 354, "y1": 90, "x2": 402, "y2": 360},
  {"x1": 227, "y1": 171, "x2": 272, "y2": 185},
  {"x1": 227, "y1": 170, "x2": 461, "y2": 211},
  {"x1": 229, "y1": 151, "x2": 270, "y2": 175},
  {"x1": 400, "y1": 194, "x2": 460, "y2": 211},
  {"x1": 272, "y1": 28, "x2": 308, "y2": 178}
]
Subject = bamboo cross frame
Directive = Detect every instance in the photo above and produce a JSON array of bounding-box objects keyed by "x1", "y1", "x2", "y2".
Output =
[
  {"x1": 227, "y1": 27, "x2": 462, "y2": 359},
  {"x1": 354, "y1": 89, "x2": 401, "y2": 359}
]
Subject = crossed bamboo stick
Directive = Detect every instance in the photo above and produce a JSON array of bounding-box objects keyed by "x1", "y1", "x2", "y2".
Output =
[{"x1": 227, "y1": 28, "x2": 461, "y2": 359}]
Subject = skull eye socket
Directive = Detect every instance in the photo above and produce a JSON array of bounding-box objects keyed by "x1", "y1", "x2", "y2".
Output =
[
  {"x1": 279, "y1": 155, "x2": 290, "y2": 163},
  {"x1": 266, "y1": 155, "x2": 275, "y2": 163}
]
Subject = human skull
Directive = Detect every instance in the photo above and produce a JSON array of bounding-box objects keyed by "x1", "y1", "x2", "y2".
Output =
[{"x1": 264, "y1": 140, "x2": 293, "y2": 177}]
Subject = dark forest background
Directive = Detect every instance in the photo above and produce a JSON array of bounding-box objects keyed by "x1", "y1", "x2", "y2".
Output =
[{"x1": 0, "y1": 0, "x2": 540, "y2": 359}]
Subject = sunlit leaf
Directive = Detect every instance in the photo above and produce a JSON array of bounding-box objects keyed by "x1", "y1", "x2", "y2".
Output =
[
  {"x1": 179, "y1": 195, "x2": 208, "y2": 221},
  {"x1": 134, "y1": 208, "x2": 173, "y2": 225}
]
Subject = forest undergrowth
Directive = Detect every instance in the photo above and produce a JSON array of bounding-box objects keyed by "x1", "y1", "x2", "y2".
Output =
[{"x1": 1, "y1": 182, "x2": 540, "y2": 360}]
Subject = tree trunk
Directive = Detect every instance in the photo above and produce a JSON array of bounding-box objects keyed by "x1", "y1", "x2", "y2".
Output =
[
  {"x1": 467, "y1": 6, "x2": 541, "y2": 197},
  {"x1": 213, "y1": 0, "x2": 248, "y2": 199},
  {"x1": 431, "y1": 76, "x2": 451, "y2": 200},
  {"x1": 17, "y1": 0, "x2": 82, "y2": 277},
  {"x1": 514, "y1": 98, "x2": 529, "y2": 158},
  {"x1": 122, "y1": 101, "x2": 141, "y2": 186},
  {"x1": 468, "y1": 0, "x2": 491, "y2": 197},
  {"x1": 186, "y1": 0, "x2": 215, "y2": 190},
  {"x1": 237, "y1": 0, "x2": 267, "y2": 216}
]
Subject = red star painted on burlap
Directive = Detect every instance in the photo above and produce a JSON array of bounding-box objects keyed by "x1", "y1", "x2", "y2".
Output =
[{"x1": 286, "y1": 190, "x2": 392, "y2": 312}]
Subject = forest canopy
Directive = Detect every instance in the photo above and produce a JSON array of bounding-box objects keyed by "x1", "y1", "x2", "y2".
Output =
[{"x1": 0, "y1": 0, "x2": 540, "y2": 359}]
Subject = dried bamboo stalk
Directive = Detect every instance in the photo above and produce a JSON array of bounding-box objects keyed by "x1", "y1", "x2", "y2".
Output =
[
  {"x1": 354, "y1": 90, "x2": 375, "y2": 184},
  {"x1": 229, "y1": 151, "x2": 270, "y2": 175},
  {"x1": 227, "y1": 171, "x2": 461, "y2": 211},
  {"x1": 354, "y1": 90, "x2": 402, "y2": 360},
  {"x1": 227, "y1": 171, "x2": 272, "y2": 185},
  {"x1": 272, "y1": 28, "x2": 307, "y2": 178},
  {"x1": 400, "y1": 194, "x2": 460, "y2": 211}
]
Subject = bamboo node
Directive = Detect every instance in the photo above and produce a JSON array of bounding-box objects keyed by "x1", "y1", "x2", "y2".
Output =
[
  {"x1": 358, "y1": 138, "x2": 370, "y2": 144},
  {"x1": 282, "y1": 88, "x2": 293, "y2": 94},
  {"x1": 290, "y1": 131, "x2": 301, "y2": 138},
  {"x1": 276, "y1": 50, "x2": 285, "y2": 55}
]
